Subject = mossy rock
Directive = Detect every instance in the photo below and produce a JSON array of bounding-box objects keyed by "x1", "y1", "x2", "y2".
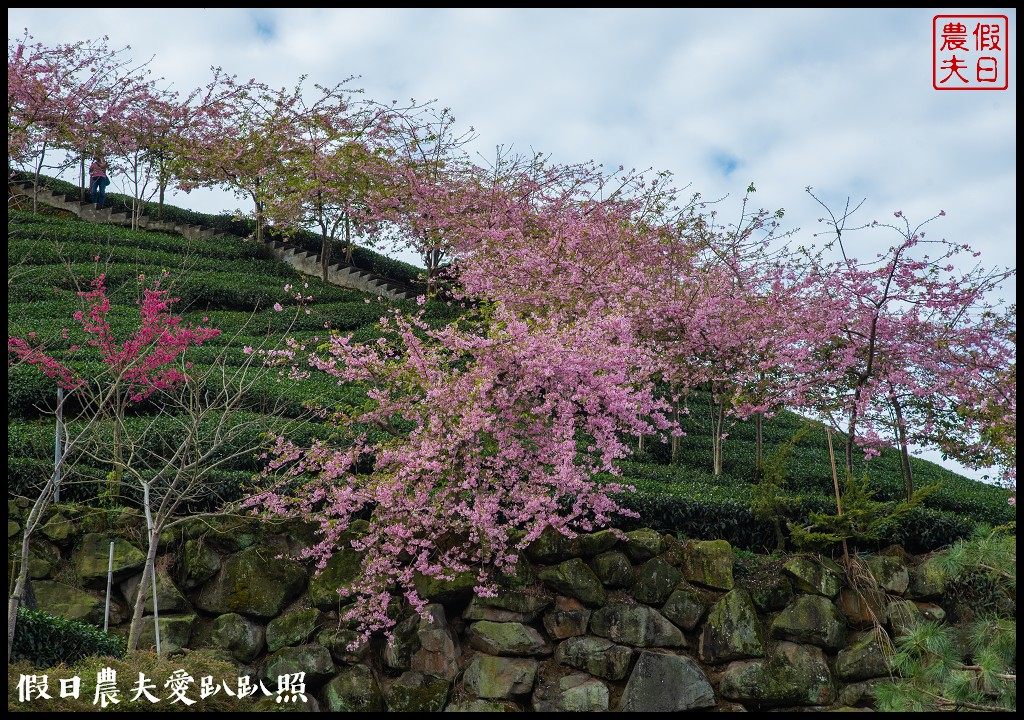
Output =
[
  {"x1": 305, "y1": 548, "x2": 362, "y2": 610},
  {"x1": 699, "y1": 589, "x2": 766, "y2": 663},
  {"x1": 317, "y1": 627, "x2": 370, "y2": 664},
  {"x1": 463, "y1": 654, "x2": 538, "y2": 699},
  {"x1": 112, "y1": 507, "x2": 146, "y2": 535},
  {"x1": 590, "y1": 602, "x2": 685, "y2": 647},
  {"x1": 383, "y1": 614, "x2": 422, "y2": 670},
  {"x1": 468, "y1": 620, "x2": 549, "y2": 656},
  {"x1": 384, "y1": 671, "x2": 450, "y2": 712},
  {"x1": 462, "y1": 589, "x2": 552, "y2": 622},
  {"x1": 719, "y1": 641, "x2": 835, "y2": 706},
  {"x1": 681, "y1": 540, "x2": 735, "y2": 590},
  {"x1": 73, "y1": 533, "x2": 146, "y2": 587},
  {"x1": 589, "y1": 550, "x2": 635, "y2": 588},
  {"x1": 577, "y1": 529, "x2": 620, "y2": 557},
  {"x1": 632, "y1": 556, "x2": 682, "y2": 605},
  {"x1": 526, "y1": 525, "x2": 582, "y2": 563},
  {"x1": 554, "y1": 636, "x2": 633, "y2": 681},
  {"x1": 264, "y1": 644, "x2": 335, "y2": 689},
  {"x1": 863, "y1": 555, "x2": 909, "y2": 595},
  {"x1": 445, "y1": 699, "x2": 522, "y2": 712},
  {"x1": 32, "y1": 580, "x2": 103, "y2": 624},
  {"x1": 538, "y1": 558, "x2": 606, "y2": 608},
  {"x1": 120, "y1": 567, "x2": 190, "y2": 613},
  {"x1": 266, "y1": 608, "x2": 324, "y2": 652},
  {"x1": 42, "y1": 513, "x2": 75, "y2": 542},
  {"x1": 193, "y1": 545, "x2": 307, "y2": 619},
  {"x1": 623, "y1": 529, "x2": 664, "y2": 561},
  {"x1": 661, "y1": 584, "x2": 709, "y2": 631},
  {"x1": 618, "y1": 651, "x2": 716, "y2": 712},
  {"x1": 770, "y1": 594, "x2": 847, "y2": 650},
  {"x1": 835, "y1": 631, "x2": 892, "y2": 681},
  {"x1": 27, "y1": 539, "x2": 61, "y2": 580},
  {"x1": 211, "y1": 612, "x2": 265, "y2": 663},
  {"x1": 321, "y1": 664, "x2": 382, "y2": 712},
  {"x1": 908, "y1": 554, "x2": 947, "y2": 598},
  {"x1": 174, "y1": 515, "x2": 261, "y2": 553},
  {"x1": 178, "y1": 538, "x2": 221, "y2": 590},
  {"x1": 137, "y1": 613, "x2": 197, "y2": 655},
  {"x1": 412, "y1": 569, "x2": 478, "y2": 605},
  {"x1": 783, "y1": 556, "x2": 842, "y2": 598}
]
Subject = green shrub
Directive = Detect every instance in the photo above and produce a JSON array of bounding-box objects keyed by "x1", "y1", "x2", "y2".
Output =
[
  {"x1": 787, "y1": 472, "x2": 941, "y2": 552},
  {"x1": 890, "y1": 507, "x2": 977, "y2": 554},
  {"x1": 11, "y1": 608, "x2": 125, "y2": 668}
]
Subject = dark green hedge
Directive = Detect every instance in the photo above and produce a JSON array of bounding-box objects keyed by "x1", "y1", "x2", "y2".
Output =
[
  {"x1": 11, "y1": 607, "x2": 125, "y2": 668},
  {"x1": 7, "y1": 459, "x2": 257, "y2": 512},
  {"x1": 605, "y1": 464, "x2": 987, "y2": 554}
]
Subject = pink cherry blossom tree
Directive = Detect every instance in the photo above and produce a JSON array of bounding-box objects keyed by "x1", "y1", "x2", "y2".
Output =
[
  {"x1": 9, "y1": 272, "x2": 221, "y2": 502},
  {"x1": 7, "y1": 31, "x2": 147, "y2": 208},
  {"x1": 802, "y1": 191, "x2": 1015, "y2": 496},
  {"x1": 370, "y1": 104, "x2": 478, "y2": 293},
  {"x1": 7, "y1": 271, "x2": 219, "y2": 659},
  {"x1": 174, "y1": 69, "x2": 298, "y2": 244},
  {"x1": 262, "y1": 82, "x2": 402, "y2": 281},
  {"x1": 248, "y1": 301, "x2": 670, "y2": 641}
]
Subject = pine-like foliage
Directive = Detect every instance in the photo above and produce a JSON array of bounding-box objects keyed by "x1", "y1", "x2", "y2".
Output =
[
  {"x1": 874, "y1": 528, "x2": 1016, "y2": 712},
  {"x1": 787, "y1": 471, "x2": 939, "y2": 551}
]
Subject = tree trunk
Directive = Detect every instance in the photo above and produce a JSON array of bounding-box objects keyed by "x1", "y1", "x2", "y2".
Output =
[
  {"x1": 127, "y1": 530, "x2": 158, "y2": 652},
  {"x1": 755, "y1": 412, "x2": 764, "y2": 479},
  {"x1": 892, "y1": 398, "x2": 914, "y2": 500},
  {"x1": 670, "y1": 396, "x2": 680, "y2": 464},
  {"x1": 7, "y1": 546, "x2": 30, "y2": 661},
  {"x1": 845, "y1": 405, "x2": 859, "y2": 480},
  {"x1": 8, "y1": 470, "x2": 60, "y2": 661},
  {"x1": 321, "y1": 230, "x2": 332, "y2": 283},
  {"x1": 31, "y1": 138, "x2": 48, "y2": 213},
  {"x1": 253, "y1": 193, "x2": 264, "y2": 244},
  {"x1": 343, "y1": 213, "x2": 353, "y2": 264},
  {"x1": 712, "y1": 395, "x2": 726, "y2": 476},
  {"x1": 157, "y1": 151, "x2": 166, "y2": 219},
  {"x1": 128, "y1": 483, "x2": 161, "y2": 653},
  {"x1": 110, "y1": 393, "x2": 124, "y2": 505}
]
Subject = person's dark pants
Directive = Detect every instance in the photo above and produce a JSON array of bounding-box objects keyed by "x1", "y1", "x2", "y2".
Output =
[{"x1": 90, "y1": 177, "x2": 110, "y2": 207}]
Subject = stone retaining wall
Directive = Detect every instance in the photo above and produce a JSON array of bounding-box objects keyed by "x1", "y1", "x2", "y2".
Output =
[{"x1": 9, "y1": 499, "x2": 951, "y2": 711}]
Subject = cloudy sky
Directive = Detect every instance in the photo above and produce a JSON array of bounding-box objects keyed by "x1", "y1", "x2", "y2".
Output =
[{"x1": 8, "y1": 8, "x2": 1016, "y2": 482}]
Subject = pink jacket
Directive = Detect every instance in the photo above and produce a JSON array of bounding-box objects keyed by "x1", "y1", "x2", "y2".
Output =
[{"x1": 89, "y1": 160, "x2": 108, "y2": 179}]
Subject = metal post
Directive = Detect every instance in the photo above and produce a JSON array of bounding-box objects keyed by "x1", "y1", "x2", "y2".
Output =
[
  {"x1": 103, "y1": 541, "x2": 114, "y2": 632},
  {"x1": 54, "y1": 387, "x2": 64, "y2": 502}
]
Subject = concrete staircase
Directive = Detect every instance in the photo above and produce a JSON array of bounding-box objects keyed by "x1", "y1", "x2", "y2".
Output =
[{"x1": 9, "y1": 180, "x2": 418, "y2": 302}]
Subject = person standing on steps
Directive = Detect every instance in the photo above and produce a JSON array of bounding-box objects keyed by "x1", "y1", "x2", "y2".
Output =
[{"x1": 89, "y1": 156, "x2": 110, "y2": 209}]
